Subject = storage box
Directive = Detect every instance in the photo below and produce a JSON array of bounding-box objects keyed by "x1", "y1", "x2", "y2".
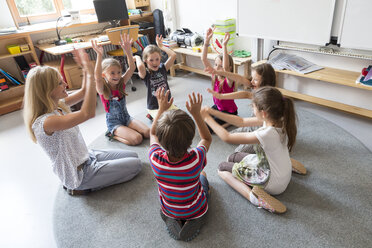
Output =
[
  {"x1": 6, "y1": 45, "x2": 21, "y2": 54},
  {"x1": 20, "y1": 44, "x2": 30, "y2": 52}
]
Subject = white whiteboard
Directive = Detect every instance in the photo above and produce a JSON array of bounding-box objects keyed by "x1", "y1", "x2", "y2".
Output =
[
  {"x1": 237, "y1": 0, "x2": 336, "y2": 46},
  {"x1": 338, "y1": 0, "x2": 372, "y2": 51}
]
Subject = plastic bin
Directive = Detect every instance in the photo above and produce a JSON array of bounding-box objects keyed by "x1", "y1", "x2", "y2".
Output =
[{"x1": 7, "y1": 45, "x2": 21, "y2": 54}]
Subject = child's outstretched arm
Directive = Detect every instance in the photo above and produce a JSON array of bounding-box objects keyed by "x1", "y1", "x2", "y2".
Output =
[
  {"x1": 186, "y1": 93, "x2": 212, "y2": 152},
  {"x1": 201, "y1": 27, "x2": 214, "y2": 71},
  {"x1": 44, "y1": 49, "x2": 96, "y2": 133},
  {"x1": 91, "y1": 40, "x2": 105, "y2": 95},
  {"x1": 202, "y1": 106, "x2": 262, "y2": 127},
  {"x1": 156, "y1": 35, "x2": 177, "y2": 71},
  {"x1": 150, "y1": 87, "x2": 174, "y2": 145},
  {"x1": 207, "y1": 88, "x2": 252, "y2": 100},
  {"x1": 201, "y1": 109, "x2": 259, "y2": 145},
  {"x1": 120, "y1": 33, "x2": 135, "y2": 84},
  {"x1": 205, "y1": 67, "x2": 251, "y2": 88},
  {"x1": 222, "y1": 32, "x2": 230, "y2": 72},
  {"x1": 134, "y1": 55, "x2": 146, "y2": 79}
]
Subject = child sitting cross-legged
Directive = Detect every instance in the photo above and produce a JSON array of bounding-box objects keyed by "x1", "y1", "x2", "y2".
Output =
[
  {"x1": 149, "y1": 88, "x2": 212, "y2": 241},
  {"x1": 201, "y1": 86, "x2": 297, "y2": 214},
  {"x1": 92, "y1": 34, "x2": 149, "y2": 145}
]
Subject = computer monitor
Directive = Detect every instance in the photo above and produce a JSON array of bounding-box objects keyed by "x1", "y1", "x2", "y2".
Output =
[{"x1": 93, "y1": 0, "x2": 129, "y2": 26}]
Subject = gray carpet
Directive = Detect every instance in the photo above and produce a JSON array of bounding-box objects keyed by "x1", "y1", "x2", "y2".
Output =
[{"x1": 53, "y1": 74, "x2": 372, "y2": 248}]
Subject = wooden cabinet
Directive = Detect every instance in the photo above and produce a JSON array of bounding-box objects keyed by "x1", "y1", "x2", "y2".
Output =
[
  {"x1": 127, "y1": 0, "x2": 154, "y2": 43},
  {"x1": 0, "y1": 33, "x2": 39, "y2": 115},
  {"x1": 43, "y1": 57, "x2": 94, "y2": 90}
]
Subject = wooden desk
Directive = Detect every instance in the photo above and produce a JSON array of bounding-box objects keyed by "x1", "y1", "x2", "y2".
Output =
[
  {"x1": 35, "y1": 35, "x2": 111, "y2": 84},
  {"x1": 170, "y1": 47, "x2": 251, "y2": 82},
  {"x1": 275, "y1": 67, "x2": 372, "y2": 118}
]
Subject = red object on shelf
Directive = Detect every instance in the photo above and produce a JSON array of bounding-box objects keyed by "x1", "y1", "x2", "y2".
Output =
[{"x1": 362, "y1": 67, "x2": 368, "y2": 76}]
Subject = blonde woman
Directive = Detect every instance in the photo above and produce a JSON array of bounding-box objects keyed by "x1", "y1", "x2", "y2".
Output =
[{"x1": 23, "y1": 48, "x2": 142, "y2": 195}]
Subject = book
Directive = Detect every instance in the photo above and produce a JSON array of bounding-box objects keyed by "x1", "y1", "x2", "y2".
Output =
[
  {"x1": 356, "y1": 65, "x2": 372, "y2": 87},
  {"x1": 0, "y1": 68, "x2": 23, "y2": 85}
]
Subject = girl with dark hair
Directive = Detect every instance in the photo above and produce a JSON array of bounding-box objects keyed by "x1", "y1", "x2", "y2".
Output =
[
  {"x1": 202, "y1": 28, "x2": 238, "y2": 129},
  {"x1": 201, "y1": 86, "x2": 297, "y2": 213}
]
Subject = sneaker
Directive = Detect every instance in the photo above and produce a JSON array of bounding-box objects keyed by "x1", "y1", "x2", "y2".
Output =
[
  {"x1": 62, "y1": 186, "x2": 91, "y2": 196},
  {"x1": 105, "y1": 130, "x2": 114, "y2": 141},
  {"x1": 179, "y1": 215, "x2": 206, "y2": 242},
  {"x1": 160, "y1": 210, "x2": 182, "y2": 240},
  {"x1": 227, "y1": 152, "x2": 248, "y2": 163},
  {"x1": 251, "y1": 186, "x2": 287, "y2": 214},
  {"x1": 291, "y1": 159, "x2": 307, "y2": 175}
]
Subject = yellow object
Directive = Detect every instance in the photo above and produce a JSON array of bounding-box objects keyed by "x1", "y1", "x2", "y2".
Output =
[
  {"x1": 147, "y1": 104, "x2": 178, "y2": 119},
  {"x1": 192, "y1": 46, "x2": 202, "y2": 53},
  {"x1": 106, "y1": 25, "x2": 139, "y2": 57},
  {"x1": 20, "y1": 44, "x2": 30, "y2": 52},
  {"x1": 7, "y1": 45, "x2": 21, "y2": 54},
  {"x1": 107, "y1": 47, "x2": 138, "y2": 56}
]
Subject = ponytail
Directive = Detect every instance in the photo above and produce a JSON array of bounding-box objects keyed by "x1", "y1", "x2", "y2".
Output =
[
  {"x1": 282, "y1": 97, "x2": 297, "y2": 151},
  {"x1": 253, "y1": 86, "x2": 297, "y2": 151}
]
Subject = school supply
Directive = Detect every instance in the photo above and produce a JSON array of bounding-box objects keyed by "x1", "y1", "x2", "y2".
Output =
[
  {"x1": 0, "y1": 77, "x2": 9, "y2": 91},
  {"x1": 356, "y1": 65, "x2": 372, "y2": 87},
  {"x1": 211, "y1": 18, "x2": 236, "y2": 55},
  {"x1": 0, "y1": 68, "x2": 23, "y2": 85},
  {"x1": 6, "y1": 44, "x2": 21, "y2": 55}
]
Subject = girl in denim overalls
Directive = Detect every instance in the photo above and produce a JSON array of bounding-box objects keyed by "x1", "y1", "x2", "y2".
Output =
[{"x1": 92, "y1": 34, "x2": 149, "y2": 145}]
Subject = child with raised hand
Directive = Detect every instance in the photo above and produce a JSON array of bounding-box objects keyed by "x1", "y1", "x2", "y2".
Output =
[
  {"x1": 202, "y1": 27, "x2": 238, "y2": 128},
  {"x1": 92, "y1": 33, "x2": 149, "y2": 145},
  {"x1": 23, "y1": 48, "x2": 142, "y2": 196},
  {"x1": 134, "y1": 34, "x2": 177, "y2": 120},
  {"x1": 201, "y1": 86, "x2": 297, "y2": 213},
  {"x1": 149, "y1": 88, "x2": 212, "y2": 241},
  {"x1": 206, "y1": 62, "x2": 276, "y2": 100}
]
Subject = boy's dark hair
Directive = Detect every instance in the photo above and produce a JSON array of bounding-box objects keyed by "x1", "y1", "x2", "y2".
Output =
[
  {"x1": 156, "y1": 109, "x2": 196, "y2": 158},
  {"x1": 253, "y1": 63, "x2": 276, "y2": 87}
]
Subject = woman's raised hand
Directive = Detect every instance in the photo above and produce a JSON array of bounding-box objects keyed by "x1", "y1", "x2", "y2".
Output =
[{"x1": 72, "y1": 48, "x2": 91, "y2": 71}]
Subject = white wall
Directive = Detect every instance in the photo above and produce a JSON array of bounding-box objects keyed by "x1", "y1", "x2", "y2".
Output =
[{"x1": 0, "y1": 0, "x2": 17, "y2": 29}]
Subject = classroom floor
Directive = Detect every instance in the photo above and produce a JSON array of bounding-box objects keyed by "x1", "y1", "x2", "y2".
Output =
[{"x1": 1, "y1": 76, "x2": 372, "y2": 248}]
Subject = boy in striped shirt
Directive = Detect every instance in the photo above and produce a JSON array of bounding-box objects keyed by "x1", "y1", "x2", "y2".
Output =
[{"x1": 149, "y1": 88, "x2": 212, "y2": 241}]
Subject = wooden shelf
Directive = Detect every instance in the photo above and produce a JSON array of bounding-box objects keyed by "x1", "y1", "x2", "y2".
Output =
[
  {"x1": 274, "y1": 66, "x2": 372, "y2": 118},
  {"x1": 278, "y1": 88, "x2": 372, "y2": 119},
  {"x1": 0, "y1": 51, "x2": 33, "y2": 60},
  {"x1": 0, "y1": 85, "x2": 25, "y2": 115},
  {"x1": 277, "y1": 67, "x2": 371, "y2": 91}
]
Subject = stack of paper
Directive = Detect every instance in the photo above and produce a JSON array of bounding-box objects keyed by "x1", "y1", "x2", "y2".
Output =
[{"x1": 268, "y1": 53, "x2": 323, "y2": 74}]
